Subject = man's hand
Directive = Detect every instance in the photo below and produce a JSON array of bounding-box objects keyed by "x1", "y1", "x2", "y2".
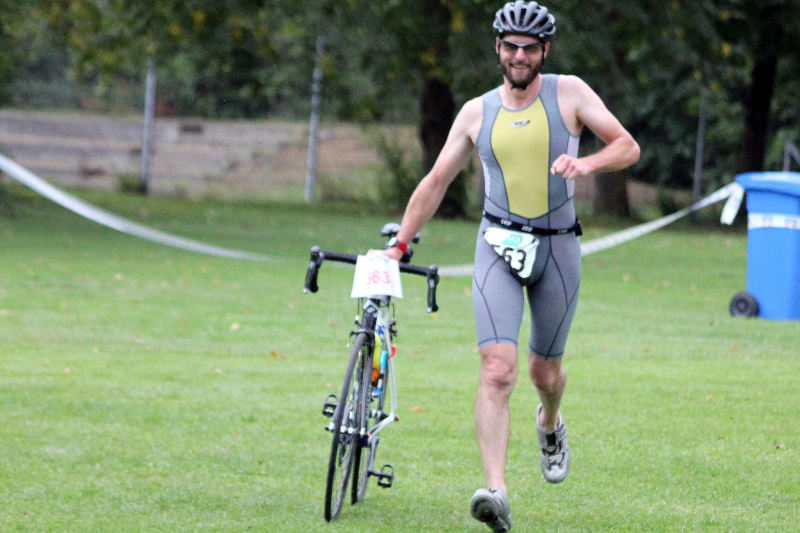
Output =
[
  {"x1": 551, "y1": 154, "x2": 594, "y2": 179},
  {"x1": 371, "y1": 247, "x2": 404, "y2": 262}
]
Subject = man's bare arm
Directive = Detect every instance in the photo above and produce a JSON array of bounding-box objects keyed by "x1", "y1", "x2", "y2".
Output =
[
  {"x1": 551, "y1": 75, "x2": 640, "y2": 179},
  {"x1": 385, "y1": 99, "x2": 481, "y2": 258}
]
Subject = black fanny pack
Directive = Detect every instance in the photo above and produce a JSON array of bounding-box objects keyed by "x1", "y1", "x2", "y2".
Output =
[{"x1": 482, "y1": 211, "x2": 583, "y2": 237}]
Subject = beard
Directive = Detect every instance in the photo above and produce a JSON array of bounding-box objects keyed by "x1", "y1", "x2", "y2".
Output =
[{"x1": 498, "y1": 54, "x2": 546, "y2": 90}]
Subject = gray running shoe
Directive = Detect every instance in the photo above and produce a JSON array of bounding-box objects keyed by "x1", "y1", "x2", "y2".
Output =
[
  {"x1": 536, "y1": 404, "x2": 570, "y2": 484},
  {"x1": 470, "y1": 488, "x2": 512, "y2": 532}
]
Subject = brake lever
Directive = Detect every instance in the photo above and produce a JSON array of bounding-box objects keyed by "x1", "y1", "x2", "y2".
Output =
[
  {"x1": 303, "y1": 246, "x2": 322, "y2": 293},
  {"x1": 426, "y1": 265, "x2": 439, "y2": 313}
]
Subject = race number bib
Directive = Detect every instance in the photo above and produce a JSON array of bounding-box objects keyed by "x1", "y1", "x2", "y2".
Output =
[
  {"x1": 351, "y1": 253, "x2": 403, "y2": 298},
  {"x1": 483, "y1": 227, "x2": 539, "y2": 279}
]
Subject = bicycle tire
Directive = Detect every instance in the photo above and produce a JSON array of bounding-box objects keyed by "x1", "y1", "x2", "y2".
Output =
[{"x1": 324, "y1": 332, "x2": 369, "y2": 522}]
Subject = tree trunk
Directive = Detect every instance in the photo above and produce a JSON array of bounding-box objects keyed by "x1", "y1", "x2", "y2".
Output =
[
  {"x1": 416, "y1": 0, "x2": 467, "y2": 218},
  {"x1": 591, "y1": 134, "x2": 630, "y2": 217},
  {"x1": 418, "y1": 77, "x2": 467, "y2": 218},
  {"x1": 738, "y1": 53, "x2": 777, "y2": 173},
  {"x1": 419, "y1": 78, "x2": 454, "y2": 172},
  {"x1": 592, "y1": 171, "x2": 630, "y2": 217},
  {"x1": 589, "y1": 6, "x2": 632, "y2": 218}
]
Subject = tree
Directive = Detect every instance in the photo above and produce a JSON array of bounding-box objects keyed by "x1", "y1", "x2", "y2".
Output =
[
  {"x1": 0, "y1": 2, "x2": 19, "y2": 104},
  {"x1": 0, "y1": 0, "x2": 52, "y2": 106},
  {"x1": 316, "y1": 0, "x2": 484, "y2": 217},
  {"x1": 543, "y1": 1, "x2": 722, "y2": 215},
  {"x1": 544, "y1": 0, "x2": 799, "y2": 210},
  {"x1": 714, "y1": 0, "x2": 800, "y2": 173},
  {"x1": 6, "y1": 0, "x2": 799, "y2": 213},
  {"x1": 34, "y1": 1, "x2": 323, "y2": 118}
]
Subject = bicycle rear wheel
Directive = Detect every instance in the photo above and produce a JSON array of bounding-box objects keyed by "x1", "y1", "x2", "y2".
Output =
[
  {"x1": 354, "y1": 351, "x2": 389, "y2": 503},
  {"x1": 324, "y1": 332, "x2": 370, "y2": 522}
]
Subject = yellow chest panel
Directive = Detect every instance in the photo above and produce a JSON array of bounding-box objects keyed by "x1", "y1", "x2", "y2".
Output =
[{"x1": 490, "y1": 100, "x2": 550, "y2": 219}]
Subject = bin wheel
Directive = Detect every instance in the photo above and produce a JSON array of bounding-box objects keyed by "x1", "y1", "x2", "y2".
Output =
[{"x1": 730, "y1": 292, "x2": 759, "y2": 317}]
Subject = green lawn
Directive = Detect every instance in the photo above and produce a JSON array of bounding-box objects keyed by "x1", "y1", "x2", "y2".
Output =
[{"x1": 1, "y1": 186, "x2": 798, "y2": 531}]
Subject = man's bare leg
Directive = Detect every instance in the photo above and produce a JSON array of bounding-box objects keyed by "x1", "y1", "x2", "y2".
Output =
[
  {"x1": 529, "y1": 355, "x2": 565, "y2": 430},
  {"x1": 530, "y1": 353, "x2": 570, "y2": 483},
  {"x1": 475, "y1": 343, "x2": 519, "y2": 492}
]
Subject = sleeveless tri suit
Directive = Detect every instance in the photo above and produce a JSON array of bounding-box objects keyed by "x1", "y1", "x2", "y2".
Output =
[{"x1": 472, "y1": 74, "x2": 582, "y2": 359}]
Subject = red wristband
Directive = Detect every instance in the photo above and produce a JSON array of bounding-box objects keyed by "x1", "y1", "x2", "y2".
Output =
[{"x1": 391, "y1": 240, "x2": 409, "y2": 253}]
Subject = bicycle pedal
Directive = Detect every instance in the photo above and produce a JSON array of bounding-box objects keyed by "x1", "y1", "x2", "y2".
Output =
[
  {"x1": 321, "y1": 394, "x2": 337, "y2": 418},
  {"x1": 373, "y1": 464, "x2": 394, "y2": 488}
]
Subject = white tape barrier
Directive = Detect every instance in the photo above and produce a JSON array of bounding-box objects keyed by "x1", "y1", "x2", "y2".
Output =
[
  {"x1": 1, "y1": 152, "x2": 742, "y2": 272},
  {"x1": 0, "y1": 153, "x2": 274, "y2": 262},
  {"x1": 438, "y1": 182, "x2": 741, "y2": 278}
]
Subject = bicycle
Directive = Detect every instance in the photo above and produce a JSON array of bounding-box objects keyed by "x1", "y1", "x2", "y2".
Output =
[{"x1": 303, "y1": 223, "x2": 440, "y2": 523}]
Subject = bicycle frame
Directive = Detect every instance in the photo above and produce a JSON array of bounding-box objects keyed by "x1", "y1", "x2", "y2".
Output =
[{"x1": 359, "y1": 297, "x2": 398, "y2": 440}]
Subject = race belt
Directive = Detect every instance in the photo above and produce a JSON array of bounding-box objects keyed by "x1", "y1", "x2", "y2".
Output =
[{"x1": 483, "y1": 211, "x2": 582, "y2": 237}]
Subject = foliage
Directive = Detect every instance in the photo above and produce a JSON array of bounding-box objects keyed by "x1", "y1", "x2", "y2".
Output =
[
  {"x1": 371, "y1": 129, "x2": 422, "y2": 211},
  {"x1": 0, "y1": 0, "x2": 39, "y2": 105},
  {"x1": 0, "y1": 10, "x2": 16, "y2": 103},
  {"x1": 3, "y1": 2, "x2": 310, "y2": 117},
  {"x1": 2, "y1": 0, "x2": 800, "y2": 197},
  {"x1": 535, "y1": 0, "x2": 799, "y2": 191}
]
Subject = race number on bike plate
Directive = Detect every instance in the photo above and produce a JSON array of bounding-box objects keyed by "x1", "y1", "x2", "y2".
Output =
[
  {"x1": 351, "y1": 253, "x2": 403, "y2": 298},
  {"x1": 483, "y1": 227, "x2": 539, "y2": 279}
]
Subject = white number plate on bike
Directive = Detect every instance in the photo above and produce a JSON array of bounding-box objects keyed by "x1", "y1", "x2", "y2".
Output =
[
  {"x1": 351, "y1": 254, "x2": 403, "y2": 298},
  {"x1": 484, "y1": 227, "x2": 539, "y2": 279}
]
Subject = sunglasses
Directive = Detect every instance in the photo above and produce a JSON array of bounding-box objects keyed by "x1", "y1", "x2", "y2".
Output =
[{"x1": 498, "y1": 39, "x2": 544, "y2": 55}]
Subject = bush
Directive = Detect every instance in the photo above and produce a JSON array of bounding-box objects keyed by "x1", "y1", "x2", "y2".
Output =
[{"x1": 371, "y1": 129, "x2": 421, "y2": 212}]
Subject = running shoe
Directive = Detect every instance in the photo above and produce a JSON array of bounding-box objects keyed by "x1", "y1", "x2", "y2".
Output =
[
  {"x1": 470, "y1": 488, "x2": 512, "y2": 532},
  {"x1": 536, "y1": 404, "x2": 570, "y2": 484}
]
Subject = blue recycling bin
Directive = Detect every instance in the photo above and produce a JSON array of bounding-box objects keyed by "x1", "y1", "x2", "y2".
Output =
[{"x1": 731, "y1": 172, "x2": 800, "y2": 320}]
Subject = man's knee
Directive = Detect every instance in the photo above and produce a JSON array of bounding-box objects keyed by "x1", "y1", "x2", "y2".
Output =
[
  {"x1": 529, "y1": 355, "x2": 565, "y2": 392},
  {"x1": 479, "y1": 344, "x2": 518, "y2": 388}
]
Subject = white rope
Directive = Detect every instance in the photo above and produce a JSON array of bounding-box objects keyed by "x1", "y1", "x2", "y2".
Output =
[
  {"x1": 438, "y1": 182, "x2": 739, "y2": 278},
  {"x1": 1, "y1": 153, "x2": 274, "y2": 262},
  {"x1": 1, "y1": 152, "x2": 739, "y2": 274}
]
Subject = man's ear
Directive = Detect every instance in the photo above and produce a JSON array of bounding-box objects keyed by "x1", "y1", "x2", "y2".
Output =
[
  {"x1": 544, "y1": 42, "x2": 551, "y2": 57},
  {"x1": 495, "y1": 37, "x2": 501, "y2": 54}
]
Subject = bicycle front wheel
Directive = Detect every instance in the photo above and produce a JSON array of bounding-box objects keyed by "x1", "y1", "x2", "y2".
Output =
[{"x1": 324, "y1": 331, "x2": 371, "y2": 522}]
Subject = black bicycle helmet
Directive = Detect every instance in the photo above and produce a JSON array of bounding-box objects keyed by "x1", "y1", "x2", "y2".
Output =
[{"x1": 493, "y1": 1, "x2": 556, "y2": 41}]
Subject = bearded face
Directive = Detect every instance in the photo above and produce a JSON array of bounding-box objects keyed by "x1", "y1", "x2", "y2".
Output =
[{"x1": 496, "y1": 36, "x2": 547, "y2": 90}]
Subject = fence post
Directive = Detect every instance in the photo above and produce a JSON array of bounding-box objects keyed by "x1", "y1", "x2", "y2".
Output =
[
  {"x1": 140, "y1": 57, "x2": 156, "y2": 194},
  {"x1": 783, "y1": 141, "x2": 800, "y2": 171},
  {"x1": 692, "y1": 92, "x2": 707, "y2": 221},
  {"x1": 305, "y1": 36, "x2": 325, "y2": 204}
]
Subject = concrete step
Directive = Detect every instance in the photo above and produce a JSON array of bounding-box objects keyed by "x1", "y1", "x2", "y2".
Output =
[
  {"x1": 0, "y1": 110, "x2": 143, "y2": 142},
  {"x1": 0, "y1": 111, "x2": 308, "y2": 191},
  {"x1": 0, "y1": 110, "x2": 303, "y2": 147}
]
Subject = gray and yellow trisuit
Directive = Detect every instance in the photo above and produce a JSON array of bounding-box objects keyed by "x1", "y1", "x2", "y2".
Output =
[{"x1": 472, "y1": 74, "x2": 582, "y2": 359}]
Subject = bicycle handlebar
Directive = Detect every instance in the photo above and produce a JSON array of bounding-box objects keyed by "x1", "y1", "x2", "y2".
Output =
[{"x1": 303, "y1": 246, "x2": 440, "y2": 313}]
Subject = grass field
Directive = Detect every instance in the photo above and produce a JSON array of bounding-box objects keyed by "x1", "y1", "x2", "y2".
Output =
[{"x1": 1, "y1": 185, "x2": 798, "y2": 532}]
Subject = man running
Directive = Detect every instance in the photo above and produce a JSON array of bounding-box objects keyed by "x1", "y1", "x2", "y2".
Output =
[{"x1": 382, "y1": 2, "x2": 640, "y2": 531}]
